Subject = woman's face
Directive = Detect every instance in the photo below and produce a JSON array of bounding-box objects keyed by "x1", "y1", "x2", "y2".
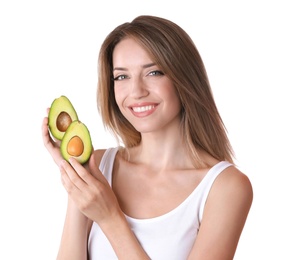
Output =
[{"x1": 112, "y1": 37, "x2": 182, "y2": 135}]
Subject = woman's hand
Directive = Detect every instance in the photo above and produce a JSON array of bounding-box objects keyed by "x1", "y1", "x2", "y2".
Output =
[
  {"x1": 59, "y1": 153, "x2": 121, "y2": 225},
  {"x1": 42, "y1": 112, "x2": 63, "y2": 167}
]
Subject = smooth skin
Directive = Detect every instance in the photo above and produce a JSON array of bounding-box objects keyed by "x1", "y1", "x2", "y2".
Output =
[{"x1": 42, "y1": 38, "x2": 253, "y2": 260}]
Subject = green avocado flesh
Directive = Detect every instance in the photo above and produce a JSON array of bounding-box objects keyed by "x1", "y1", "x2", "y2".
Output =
[
  {"x1": 60, "y1": 120, "x2": 92, "y2": 164},
  {"x1": 48, "y1": 95, "x2": 78, "y2": 140}
]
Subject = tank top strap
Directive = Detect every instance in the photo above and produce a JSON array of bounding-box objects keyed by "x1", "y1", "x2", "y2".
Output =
[
  {"x1": 198, "y1": 161, "x2": 233, "y2": 220},
  {"x1": 98, "y1": 147, "x2": 120, "y2": 185}
]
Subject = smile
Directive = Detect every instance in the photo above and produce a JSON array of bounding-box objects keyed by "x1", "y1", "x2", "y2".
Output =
[{"x1": 132, "y1": 105, "x2": 155, "y2": 112}]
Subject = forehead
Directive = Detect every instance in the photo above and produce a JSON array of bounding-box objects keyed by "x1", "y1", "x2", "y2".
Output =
[{"x1": 113, "y1": 38, "x2": 153, "y2": 66}]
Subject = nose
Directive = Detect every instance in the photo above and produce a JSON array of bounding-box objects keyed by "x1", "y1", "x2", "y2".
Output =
[{"x1": 130, "y1": 77, "x2": 149, "y2": 99}]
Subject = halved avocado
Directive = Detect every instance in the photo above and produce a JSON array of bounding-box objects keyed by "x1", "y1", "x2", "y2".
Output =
[
  {"x1": 48, "y1": 95, "x2": 78, "y2": 140},
  {"x1": 60, "y1": 120, "x2": 92, "y2": 164}
]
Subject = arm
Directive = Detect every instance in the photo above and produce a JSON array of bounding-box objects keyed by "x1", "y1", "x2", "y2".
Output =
[
  {"x1": 43, "y1": 115, "x2": 149, "y2": 259},
  {"x1": 188, "y1": 166, "x2": 253, "y2": 260},
  {"x1": 57, "y1": 198, "x2": 92, "y2": 260},
  {"x1": 42, "y1": 116, "x2": 92, "y2": 259},
  {"x1": 60, "y1": 154, "x2": 150, "y2": 260}
]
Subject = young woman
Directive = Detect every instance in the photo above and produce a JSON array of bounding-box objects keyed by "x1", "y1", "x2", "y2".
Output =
[{"x1": 42, "y1": 15, "x2": 253, "y2": 260}]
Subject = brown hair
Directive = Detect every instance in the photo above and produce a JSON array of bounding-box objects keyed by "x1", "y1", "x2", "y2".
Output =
[{"x1": 97, "y1": 15, "x2": 234, "y2": 167}]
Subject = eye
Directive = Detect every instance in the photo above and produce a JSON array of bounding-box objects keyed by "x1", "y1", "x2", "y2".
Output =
[
  {"x1": 113, "y1": 74, "x2": 129, "y2": 81},
  {"x1": 148, "y1": 70, "x2": 164, "y2": 76}
]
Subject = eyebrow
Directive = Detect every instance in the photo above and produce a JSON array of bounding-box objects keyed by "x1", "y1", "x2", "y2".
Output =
[{"x1": 113, "y1": 62, "x2": 156, "y2": 71}]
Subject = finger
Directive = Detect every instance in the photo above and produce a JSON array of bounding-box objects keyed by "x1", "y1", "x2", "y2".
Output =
[
  {"x1": 42, "y1": 115, "x2": 60, "y2": 146},
  {"x1": 42, "y1": 116, "x2": 63, "y2": 165},
  {"x1": 41, "y1": 117, "x2": 49, "y2": 143},
  {"x1": 61, "y1": 159, "x2": 88, "y2": 191},
  {"x1": 87, "y1": 152, "x2": 109, "y2": 184},
  {"x1": 42, "y1": 117, "x2": 54, "y2": 147},
  {"x1": 60, "y1": 163, "x2": 83, "y2": 201},
  {"x1": 68, "y1": 157, "x2": 97, "y2": 185}
]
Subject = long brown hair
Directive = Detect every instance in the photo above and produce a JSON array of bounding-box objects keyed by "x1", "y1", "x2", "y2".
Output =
[{"x1": 97, "y1": 15, "x2": 234, "y2": 167}]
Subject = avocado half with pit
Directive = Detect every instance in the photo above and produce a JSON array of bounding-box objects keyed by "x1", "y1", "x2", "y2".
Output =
[
  {"x1": 60, "y1": 120, "x2": 92, "y2": 164},
  {"x1": 48, "y1": 95, "x2": 78, "y2": 140}
]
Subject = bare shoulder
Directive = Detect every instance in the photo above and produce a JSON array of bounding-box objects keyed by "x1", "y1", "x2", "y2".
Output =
[
  {"x1": 91, "y1": 147, "x2": 123, "y2": 168},
  {"x1": 204, "y1": 164, "x2": 253, "y2": 222},
  {"x1": 204, "y1": 164, "x2": 253, "y2": 230},
  {"x1": 92, "y1": 148, "x2": 107, "y2": 165},
  {"x1": 214, "y1": 165, "x2": 253, "y2": 202},
  {"x1": 189, "y1": 165, "x2": 253, "y2": 259},
  {"x1": 92, "y1": 149, "x2": 106, "y2": 166}
]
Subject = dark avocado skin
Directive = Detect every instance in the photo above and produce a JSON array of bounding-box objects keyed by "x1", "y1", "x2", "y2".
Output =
[
  {"x1": 48, "y1": 95, "x2": 78, "y2": 140},
  {"x1": 60, "y1": 120, "x2": 93, "y2": 164}
]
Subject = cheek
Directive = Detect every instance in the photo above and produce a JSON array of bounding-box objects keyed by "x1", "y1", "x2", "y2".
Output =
[
  {"x1": 114, "y1": 87, "x2": 123, "y2": 105},
  {"x1": 114, "y1": 87, "x2": 127, "y2": 113},
  {"x1": 168, "y1": 94, "x2": 181, "y2": 111},
  {"x1": 114, "y1": 91, "x2": 119, "y2": 106},
  {"x1": 165, "y1": 86, "x2": 182, "y2": 112},
  {"x1": 159, "y1": 82, "x2": 180, "y2": 103}
]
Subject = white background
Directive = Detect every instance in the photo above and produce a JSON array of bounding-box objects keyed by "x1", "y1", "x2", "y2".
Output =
[{"x1": 1, "y1": 1, "x2": 285, "y2": 259}]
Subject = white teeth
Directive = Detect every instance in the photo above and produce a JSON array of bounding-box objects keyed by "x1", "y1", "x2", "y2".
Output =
[{"x1": 133, "y1": 105, "x2": 155, "y2": 112}]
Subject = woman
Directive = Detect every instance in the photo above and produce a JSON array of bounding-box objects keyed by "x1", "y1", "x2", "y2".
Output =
[{"x1": 42, "y1": 15, "x2": 253, "y2": 259}]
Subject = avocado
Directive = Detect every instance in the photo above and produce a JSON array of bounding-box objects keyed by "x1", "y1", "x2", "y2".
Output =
[
  {"x1": 48, "y1": 95, "x2": 78, "y2": 140},
  {"x1": 60, "y1": 120, "x2": 92, "y2": 164}
]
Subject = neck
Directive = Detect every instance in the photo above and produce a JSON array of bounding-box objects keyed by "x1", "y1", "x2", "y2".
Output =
[{"x1": 127, "y1": 129, "x2": 195, "y2": 171}]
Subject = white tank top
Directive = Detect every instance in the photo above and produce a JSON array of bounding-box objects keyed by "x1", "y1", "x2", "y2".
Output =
[{"x1": 88, "y1": 147, "x2": 232, "y2": 259}]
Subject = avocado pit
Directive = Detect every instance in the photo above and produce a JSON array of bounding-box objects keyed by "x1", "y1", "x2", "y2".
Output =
[
  {"x1": 67, "y1": 136, "x2": 84, "y2": 157},
  {"x1": 56, "y1": 112, "x2": 72, "y2": 132}
]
